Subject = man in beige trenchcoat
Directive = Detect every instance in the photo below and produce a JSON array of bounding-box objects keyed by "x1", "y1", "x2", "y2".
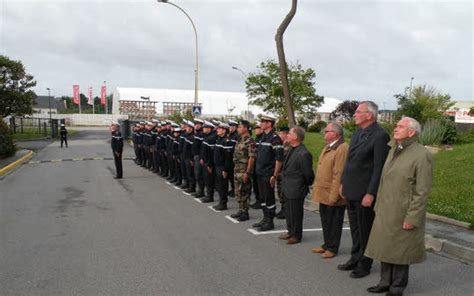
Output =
[{"x1": 365, "y1": 117, "x2": 433, "y2": 296}]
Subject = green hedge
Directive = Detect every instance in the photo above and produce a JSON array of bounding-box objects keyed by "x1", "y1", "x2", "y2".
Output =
[{"x1": 0, "y1": 119, "x2": 16, "y2": 158}]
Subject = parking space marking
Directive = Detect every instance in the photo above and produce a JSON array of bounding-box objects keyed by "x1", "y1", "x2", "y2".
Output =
[
  {"x1": 247, "y1": 227, "x2": 350, "y2": 236},
  {"x1": 208, "y1": 205, "x2": 222, "y2": 213},
  {"x1": 225, "y1": 215, "x2": 240, "y2": 224}
]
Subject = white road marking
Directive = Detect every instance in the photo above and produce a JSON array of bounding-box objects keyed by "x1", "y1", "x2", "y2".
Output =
[
  {"x1": 247, "y1": 227, "x2": 350, "y2": 236},
  {"x1": 174, "y1": 186, "x2": 182, "y2": 190},
  {"x1": 72, "y1": 158, "x2": 83, "y2": 161},
  {"x1": 28, "y1": 161, "x2": 40, "y2": 164},
  {"x1": 183, "y1": 192, "x2": 192, "y2": 196},
  {"x1": 208, "y1": 205, "x2": 221, "y2": 213},
  {"x1": 225, "y1": 215, "x2": 240, "y2": 224},
  {"x1": 194, "y1": 198, "x2": 203, "y2": 203},
  {"x1": 51, "y1": 159, "x2": 62, "y2": 162}
]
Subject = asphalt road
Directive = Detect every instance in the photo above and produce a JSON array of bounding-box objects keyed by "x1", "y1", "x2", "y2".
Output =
[{"x1": 1, "y1": 128, "x2": 473, "y2": 296}]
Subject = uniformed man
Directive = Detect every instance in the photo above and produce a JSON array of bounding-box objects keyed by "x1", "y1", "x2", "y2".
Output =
[
  {"x1": 150, "y1": 119, "x2": 159, "y2": 173},
  {"x1": 200, "y1": 120, "x2": 217, "y2": 203},
  {"x1": 178, "y1": 121, "x2": 189, "y2": 189},
  {"x1": 227, "y1": 119, "x2": 239, "y2": 197},
  {"x1": 153, "y1": 123, "x2": 162, "y2": 174},
  {"x1": 171, "y1": 127, "x2": 183, "y2": 185},
  {"x1": 159, "y1": 121, "x2": 170, "y2": 177},
  {"x1": 250, "y1": 125, "x2": 263, "y2": 209},
  {"x1": 167, "y1": 122, "x2": 179, "y2": 182},
  {"x1": 252, "y1": 115, "x2": 284, "y2": 231},
  {"x1": 143, "y1": 121, "x2": 154, "y2": 170},
  {"x1": 110, "y1": 123, "x2": 124, "y2": 179},
  {"x1": 276, "y1": 126, "x2": 291, "y2": 219},
  {"x1": 230, "y1": 120, "x2": 257, "y2": 221},
  {"x1": 192, "y1": 119, "x2": 205, "y2": 198},
  {"x1": 132, "y1": 124, "x2": 141, "y2": 165},
  {"x1": 212, "y1": 122, "x2": 233, "y2": 211},
  {"x1": 182, "y1": 120, "x2": 196, "y2": 193},
  {"x1": 138, "y1": 122, "x2": 146, "y2": 167}
]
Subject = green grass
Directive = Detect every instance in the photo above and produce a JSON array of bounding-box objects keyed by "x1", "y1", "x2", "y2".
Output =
[
  {"x1": 303, "y1": 132, "x2": 474, "y2": 226},
  {"x1": 12, "y1": 129, "x2": 78, "y2": 141}
]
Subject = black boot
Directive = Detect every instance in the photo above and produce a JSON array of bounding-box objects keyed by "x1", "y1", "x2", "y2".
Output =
[
  {"x1": 252, "y1": 218, "x2": 265, "y2": 228},
  {"x1": 193, "y1": 189, "x2": 205, "y2": 198},
  {"x1": 258, "y1": 218, "x2": 274, "y2": 231},
  {"x1": 200, "y1": 196, "x2": 214, "y2": 203},
  {"x1": 250, "y1": 202, "x2": 262, "y2": 209},
  {"x1": 185, "y1": 187, "x2": 196, "y2": 194},
  {"x1": 230, "y1": 210, "x2": 243, "y2": 219},
  {"x1": 276, "y1": 208, "x2": 286, "y2": 219},
  {"x1": 237, "y1": 211, "x2": 249, "y2": 222},
  {"x1": 213, "y1": 202, "x2": 228, "y2": 211}
]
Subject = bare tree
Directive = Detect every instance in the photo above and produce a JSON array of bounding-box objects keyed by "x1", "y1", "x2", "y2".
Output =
[{"x1": 275, "y1": 0, "x2": 298, "y2": 126}]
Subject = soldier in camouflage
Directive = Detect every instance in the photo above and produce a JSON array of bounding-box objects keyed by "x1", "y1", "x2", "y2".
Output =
[{"x1": 230, "y1": 120, "x2": 257, "y2": 222}]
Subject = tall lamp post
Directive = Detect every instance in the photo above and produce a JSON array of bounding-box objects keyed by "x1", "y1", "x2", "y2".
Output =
[
  {"x1": 231, "y1": 66, "x2": 249, "y2": 120},
  {"x1": 157, "y1": 0, "x2": 199, "y2": 105},
  {"x1": 409, "y1": 77, "x2": 415, "y2": 98},
  {"x1": 46, "y1": 87, "x2": 52, "y2": 123}
]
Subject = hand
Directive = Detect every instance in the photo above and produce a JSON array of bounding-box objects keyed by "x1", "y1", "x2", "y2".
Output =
[
  {"x1": 222, "y1": 171, "x2": 228, "y2": 179},
  {"x1": 339, "y1": 185, "x2": 345, "y2": 199},
  {"x1": 243, "y1": 173, "x2": 249, "y2": 183},
  {"x1": 403, "y1": 222, "x2": 414, "y2": 230},
  {"x1": 190, "y1": 160, "x2": 194, "y2": 166},
  {"x1": 200, "y1": 159, "x2": 204, "y2": 166},
  {"x1": 269, "y1": 175, "x2": 276, "y2": 188},
  {"x1": 207, "y1": 166, "x2": 213, "y2": 173},
  {"x1": 115, "y1": 152, "x2": 121, "y2": 157},
  {"x1": 361, "y1": 194, "x2": 374, "y2": 207}
]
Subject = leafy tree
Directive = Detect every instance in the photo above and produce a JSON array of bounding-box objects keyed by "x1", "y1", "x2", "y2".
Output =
[
  {"x1": 331, "y1": 100, "x2": 359, "y2": 121},
  {"x1": 0, "y1": 119, "x2": 16, "y2": 158},
  {"x1": 469, "y1": 107, "x2": 474, "y2": 116},
  {"x1": 394, "y1": 85, "x2": 454, "y2": 124},
  {"x1": 246, "y1": 60, "x2": 324, "y2": 121},
  {"x1": 0, "y1": 55, "x2": 37, "y2": 117}
]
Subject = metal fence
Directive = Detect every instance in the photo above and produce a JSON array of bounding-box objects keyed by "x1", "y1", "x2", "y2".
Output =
[{"x1": 9, "y1": 117, "x2": 60, "y2": 138}]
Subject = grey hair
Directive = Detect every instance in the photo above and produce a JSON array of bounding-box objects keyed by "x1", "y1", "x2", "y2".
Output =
[
  {"x1": 291, "y1": 126, "x2": 306, "y2": 142},
  {"x1": 328, "y1": 121, "x2": 344, "y2": 137},
  {"x1": 403, "y1": 116, "x2": 421, "y2": 134},
  {"x1": 359, "y1": 100, "x2": 379, "y2": 119}
]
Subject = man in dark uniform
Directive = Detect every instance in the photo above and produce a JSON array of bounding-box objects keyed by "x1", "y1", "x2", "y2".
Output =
[
  {"x1": 150, "y1": 120, "x2": 159, "y2": 173},
  {"x1": 250, "y1": 125, "x2": 263, "y2": 209},
  {"x1": 276, "y1": 126, "x2": 291, "y2": 219},
  {"x1": 142, "y1": 121, "x2": 153, "y2": 170},
  {"x1": 159, "y1": 121, "x2": 170, "y2": 177},
  {"x1": 59, "y1": 123, "x2": 68, "y2": 148},
  {"x1": 178, "y1": 122, "x2": 189, "y2": 189},
  {"x1": 171, "y1": 127, "x2": 183, "y2": 185},
  {"x1": 227, "y1": 119, "x2": 239, "y2": 197},
  {"x1": 200, "y1": 121, "x2": 217, "y2": 203},
  {"x1": 230, "y1": 120, "x2": 256, "y2": 221},
  {"x1": 132, "y1": 124, "x2": 141, "y2": 165},
  {"x1": 167, "y1": 122, "x2": 179, "y2": 182},
  {"x1": 110, "y1": 123, "x2": 124, "y2": 179},
  {"x1": 252, "y1": 115, "x2": 284, "y2": 231},
  {"x1": 212, "y1": 122, "x2": 233, "y2": 211},
  {"x1": 192, "y1": 119, "x2": 205, "y2": 198},
  {"x1": 138, "y1": 122, "x2": 146, "y2": 167},
  {"x1": 153, "y1": 122, "x2": 162, "y2": 174},
  {"x1": 183, "y1": 120, "x2": 196, "y2": 193}
]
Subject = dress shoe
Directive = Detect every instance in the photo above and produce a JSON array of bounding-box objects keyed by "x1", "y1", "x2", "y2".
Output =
[
  {"x1": 287, "y1": 237, "x2": 301, "y2": 245},
  {"x1": 321, "y1": 250, "x2": 336, "y2": 259},
  {"x1": 350, "y1": 269, "x2": 370, "y2": 279},
  {"x1": 311, "y1": 246, "x2": 326, "y2": 254},
  {"x1": 278, "y1": 233, "x2": 291, "y2": 240},
  {"x1": 275, "y1": 210, "x2": 286, "y2": 219},
  {"x1": 230, "y1": 211, "x2": 243, "y2": 219},
  {"x1": 252, "y1": 219, "x2": 265, "y2": 228},
  {"x1": 250, "y1": 202, "x2": 262, "y2": 209},
  {"x1": 200, "y1": 197, "x2": 214, "y2": 203},
  {"x1": 237, "y1": 212, "x2": 249, "y2": 221},
  {"x1": 212, "y1": 203, "x2": 227, "y2": 211},
  {"x1": 367, "y1": 285, "x2": 390, "y2": 293},
  {"x1": 337, "y1": 261, "x2": 357, "y2": 271}
]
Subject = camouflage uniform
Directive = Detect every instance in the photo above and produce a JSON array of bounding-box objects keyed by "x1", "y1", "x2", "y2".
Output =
[{"x1": 233, "y1": 135, "x2": 257, "y2": 213}]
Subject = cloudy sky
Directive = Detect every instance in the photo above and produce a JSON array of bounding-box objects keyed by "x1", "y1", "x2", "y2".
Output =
[{"x1": 1, "y1": 0, "x2": 472, "y2": 109}]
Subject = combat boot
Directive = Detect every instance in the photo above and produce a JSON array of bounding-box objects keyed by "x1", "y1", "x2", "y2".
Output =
[
  {"x1": 193, "y1": 189, "x2": 205, "y2": 198},
  {"x1": 212, "y1": 203, "x2": 227, "y2": 211},
  {"x1": 250, "y1": 202, "x2": 262, "y2": 209},
  {"x1": 258, "y1": 218, "x2": 275, "y2": 232},
  {"x1": 252, "y1": 218, "x2": 265, "y2": 228},
  {"x1": 200, "y1": 196, "x2": 214, "y2": 203},
  {"x1": 185, "y1": 187, "x2": 196, "y2": 194},
  {"x1": 237, "y1": 211, "x2": 249, "y2": 222},
  {"x1": 230, "y1": 210, "x2": 243, "y2": 219}
]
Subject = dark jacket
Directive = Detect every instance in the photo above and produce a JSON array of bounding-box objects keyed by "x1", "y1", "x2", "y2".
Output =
[
  {"x1": 111, "y1": 130, "x2": 124, "y2": 153},
  {"x1": 281, "y1": 144, "x2": 315, "y2": 200},
  {"x1": 201, "y1": 131, "x2": 217, "y2": 166},
  {"x1": 213, "y1": 134, "x2": 233, "y2": 172},
  {"x1": 192, "y1": 129, "x2": 204, "y2": 156},
  {"x1": 341, "y1": 122, "x2": 390, "y2": 201},
  {"x1": 255, "y1": 129, "x2": 284, "y2": 177}
]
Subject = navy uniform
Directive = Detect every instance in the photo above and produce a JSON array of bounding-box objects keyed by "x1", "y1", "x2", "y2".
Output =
[
  {"x1": 182, "y1": 120, "x2": 196, "y2": 193},
  {"x1": 150, "y1": 120, "x2": 159, "y2": 173},
  {"x1": 171, "y1": 128, "x2": 183, "y2": 185},
  {"x1": 227, "y1": 119, "x2": 239, "y2": 197},
  {"x1": 159, "y1": 121, "x2": 170, "y2": 177},
  {"x1": 60, "y1": 124, "x2": 68, "y2": 148},
  {"x1": 276, "y1": 126, "x2": 291, "y2": 219},
  {"x1": 143, "y1": 122, "x2": 154, "y2": 170},
  {"x1": 167, "y1": 122, "x2": 179, "y2": 181},
  {"x1": 253, "y1": 115, "x2": 284, "y2": 231},
  {"x1": 212, "y1": 122, "x2": 233, "y2": 211},
  {"x1": 250, "y1": 126, "x2": 264, "y2": 209},
  {"x1": 132, "y1": 124, "x2": 141, "y2": 164},
  {"x1": 192, "y1": 119, "x2": 205, "y2": 198},
  {"x1": 200, "y1": 121, "x2": 217, "y2": 203},
  {"x1": 111, "y1": 124, "x2": 124, "y2": 179},
  {"x1": 139, "y1": 123, "x2": 147, "y2": 167}
]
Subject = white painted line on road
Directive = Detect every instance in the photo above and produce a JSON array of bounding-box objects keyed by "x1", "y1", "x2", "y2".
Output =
[
  {"x1": 72, "y1": 158, "x2": 83, "y2": 161},
  {"x1": 225, "y1": 215, "x2": 240, "y2": 224},
  {"x1": 193, "y1": 198, "x2": 203, "y2": 203},
  {"x1": 174, "y1": 186, "x2": 182, "y2": 190},
  {"x1": 183, "y1": 192, "x2": 192, "y2": 196},
  {"x1": 208, "y1": 205, "x2": 222, "y2": 213},
  {"x1": 166, "y1": 182, "x2": 172, "y2": 185},
  {"x1": 50, "y1": 159, "x2": 62, "y2": 162},
  {"x1": 93, "y1": 157, "x2": 104, "y2": 160},
  {"x1": 28, "y1": 161, "x2": 40, "y2": 164},
  {"x1": 247, "y1": 227, "x2": 350, "y2": 236}
]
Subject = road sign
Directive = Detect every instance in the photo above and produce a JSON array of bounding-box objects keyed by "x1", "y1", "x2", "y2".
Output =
[{"x1": 192, "y1": 105, "x2": 202, "y2": 115}]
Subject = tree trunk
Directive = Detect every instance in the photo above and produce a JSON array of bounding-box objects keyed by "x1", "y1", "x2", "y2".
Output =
[{"x1": 275, "y1": 0, "x2": 297, "y2": 126}]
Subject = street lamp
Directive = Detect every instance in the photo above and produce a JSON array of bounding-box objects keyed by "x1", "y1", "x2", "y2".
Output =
[
  {"x1": 46, "y1": 87, "x2": 52, "y2": 123},
  {"x1": 157, "y1": 0, "x2": 199, "y2": 105},
  {"x1": 409, "y1": 77, "x2": 415, "y2": 98},
  {"x1": 231, "y1": 66, "x2": 249, "y2": 120}
]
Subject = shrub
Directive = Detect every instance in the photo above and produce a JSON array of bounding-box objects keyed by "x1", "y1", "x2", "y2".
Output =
[
  {"x1": 308, "y1": 121, "x2": 327, "y2": 133},
  {"x1": 297, "y1": 117, "x2": 309, "y2": 129},
  {"x1": 380, "y1": 122, "x2": 396, "y2": 137},
  {"x1": 441, "y1": 120, "x2": 458, "y2": 145},
  {"x1": 0, "y1": 119, "x2": 16, "y2": 158},
  {"x1": 456, "y1": 128, "x2": 474, "y2": 144},
  {"x1": 420, "y1": 119, "x2": 447, "y2": 146},
  {"x1": 276, "y1": 118, "x2": 289, "y2": 130}
]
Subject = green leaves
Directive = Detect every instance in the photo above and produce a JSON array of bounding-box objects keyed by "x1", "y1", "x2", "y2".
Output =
[{"x1": 245, "y1": 59, "x2": 323, "y2": 119}]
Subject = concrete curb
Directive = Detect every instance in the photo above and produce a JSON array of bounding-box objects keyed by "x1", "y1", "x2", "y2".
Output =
[
  {"x1": 0, "y1": 150, "x2": 34, "y2": 176},
  {"x1": 304, "y1": 199, "x2": 474, "y2": 263}
]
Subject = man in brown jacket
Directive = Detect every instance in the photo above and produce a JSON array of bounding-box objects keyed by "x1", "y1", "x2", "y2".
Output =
[
  {"x1": 365, "y1": 117, "x2": 433, "y2": 296},
  {"x1": 311, "y1": 121, "x2": 349, "y2": 258}
]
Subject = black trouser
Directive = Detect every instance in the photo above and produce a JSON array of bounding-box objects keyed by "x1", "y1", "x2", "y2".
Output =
[
  {"x1": 252, "y1": 168, "x2": 259, "y2": 203},
  {"x1": 173, "y1": 157, "x2": 181, "y2": 182},
  {"x1": 133, "y1": 144, "x2": 140, "y2": 163},
  {"x1": 320, "y1": 203, "x2": 346, "y2": 253},
  {"x1": 139, "y1": 147, "x2": 146, "y2": 166},
  {"x1": 379, "y1": 262, "x2": 409, "y2": 295},
  {"x1": 285, "y1": 198, "x2": 305, "y2": 240},
  {"x1": 113, "y1": 152, "x2": 123, "y2": 178},
  {"x1": 204, "y1": 164, "x2": 215, "y2": 196},
  {"x1": 347, "y1": 200, "x2": 375, "y2": 271},
  {"x1": 215, "y1": 167, "x2": 228, "y2": 204},
  {"x1": 180, "y1": 155, "x2": 188, "y2": 184},
  {"x1": 145, "y1": 146, "x2": 153, "y2": 169},
  {"x1": 257, "y1": 175, "x2": 276, "y2": 219},
  {"x1": 228, "y1": 163, "x2": 235, "y2": 193},
  {"x1": 185, "y1": 158, "x2": 195, "y2": 189},
  {"x1": 153, "y1": 148, "x2": 160, "y2": 172},
  {"x1": 193, "y1": 155, "x2": 204, "y2": 192},
  {"x1": 160, "y1": 150, "x2": 168, "y2": 175},
  {"x1": 60, "y1": 136, "x2": 68, "y2": 147}
]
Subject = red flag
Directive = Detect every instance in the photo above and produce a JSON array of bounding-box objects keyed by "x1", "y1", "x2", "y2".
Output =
[
  {"x1": 100, "y1": 84, "x2": 107, "y2": 106},
  {"x1": 87, "y1": 87, "x2": 94, "y2": 106},
  {"x1": 73, "y1": 85, "x2": 80, "y2": 105}
]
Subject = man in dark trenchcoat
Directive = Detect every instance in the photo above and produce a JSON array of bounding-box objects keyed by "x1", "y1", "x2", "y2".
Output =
[
  {"x1": 278, "y1": 126, "x2": 314, "y2": 245},
  {"x1": 365, "y1": 117, "x2": 433, "y2": 296},
  {"x1": 338, "y1": 101, "x2": 390, "y2": 278}
]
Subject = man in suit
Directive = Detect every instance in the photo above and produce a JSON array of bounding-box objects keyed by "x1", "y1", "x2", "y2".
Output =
[
  {"x1": 338, "y1": 101, "x2": 390, "y2": 278},
  {"x1": 278, "y1": 126, "x2": 314, "y2": 245}
]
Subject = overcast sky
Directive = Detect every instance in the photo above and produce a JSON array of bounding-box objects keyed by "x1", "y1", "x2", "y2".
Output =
[{"x1": 1, "y1": 0, "x2": 472, "y2": 109}]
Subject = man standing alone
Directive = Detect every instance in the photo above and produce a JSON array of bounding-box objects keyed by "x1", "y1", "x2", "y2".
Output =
[{"x1": 110, "y1": 123, "x2": 124, "y2": 179}]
